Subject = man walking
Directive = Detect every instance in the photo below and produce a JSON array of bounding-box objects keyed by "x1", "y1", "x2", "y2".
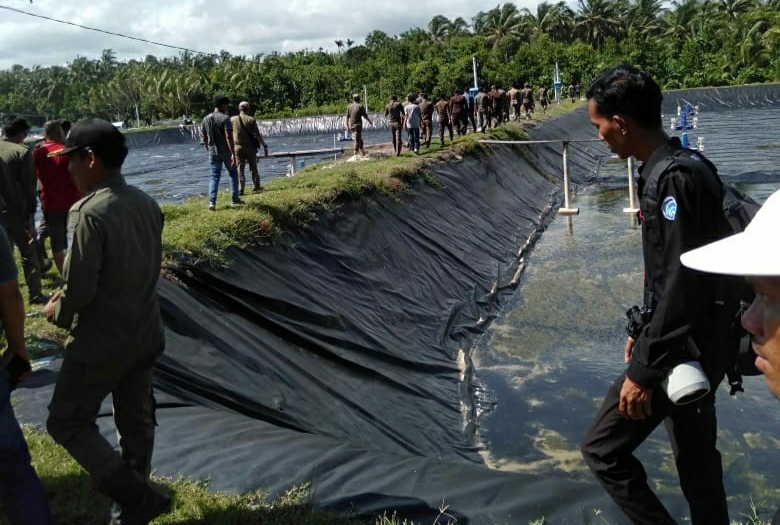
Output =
[
  {"x1": 463, "y1": 87, "x2": 477, "y2": 133},
  {"x1": 474, "y1": 86, "x2": 490, "y2": 132},
  {"x1": 384, "y1": 95, "x2": 404, "y2": 156},
  {"x1": 231, "y1": 101, "x2": 268, "y2": 194},
  {"x1": 202, "y1": 96, "x2": 242, "y2": 211},
  {"x1": 449, "y1": 90, "x2": 466, "y2": 136},
  {"x1": 418, "y1": 93, "x2": 434, "y2": 148},
  {"x1": 403, "y1": 94, "x2": 421, "y2": 154},
  {"x1": 520, "y1": 83, "x2": 534, "y2": 120},
  {"x1": 580, "y1": 65, "x2": 736, "y2": 525},
  {"x1": 346, "y1": 94, "x2": 372, "y2": 156},
  {"x1": 33, "y1": 120, "x2": 82, "y2": 275},
  {"x1": 44, "y1": 119, "x2": 170, "y2": 525},
  {"x1": 435, "y1": 93, "x2": 453, "y2": 146},
  {"x1": 0, "y1": 116, "x2": 47, "y2": 304}
]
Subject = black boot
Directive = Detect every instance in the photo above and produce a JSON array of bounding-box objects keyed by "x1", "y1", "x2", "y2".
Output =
[{"x1": 102, "y1": 465, "x2": 171, "y2": 525}]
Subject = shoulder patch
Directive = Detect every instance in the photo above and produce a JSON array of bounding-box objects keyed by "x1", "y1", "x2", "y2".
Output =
[{"x1": 661, "y1": 196, "x2": 677, "y2": 221}]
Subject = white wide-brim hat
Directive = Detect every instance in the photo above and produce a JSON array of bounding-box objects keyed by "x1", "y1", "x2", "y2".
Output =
[{"x1": 681, "y1": 189, "x2": 780, "y2": 276}]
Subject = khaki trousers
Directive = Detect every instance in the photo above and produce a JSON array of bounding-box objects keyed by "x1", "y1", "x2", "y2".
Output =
[{"x1": 47, "y1": 355, "x2": 157, "y2": 485}]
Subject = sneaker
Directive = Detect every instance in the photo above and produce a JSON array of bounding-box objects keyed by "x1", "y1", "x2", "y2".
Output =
[
  {"x1": 208, "y1": 204, "x2": 216, "y2": 211},
  {"x1": 231, "y1": 200, "x2": 245, "y2": 207},
  {"x1": 252, "y1": 186, "x2": 263, "y2": 193},
  {"x1": 29, "y1": 293, "x2": 52, "y2": 305}
]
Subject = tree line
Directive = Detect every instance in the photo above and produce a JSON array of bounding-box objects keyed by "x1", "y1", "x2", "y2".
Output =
[{"x1": 1, "y1": 0, "x2": 778, "y2": 124}]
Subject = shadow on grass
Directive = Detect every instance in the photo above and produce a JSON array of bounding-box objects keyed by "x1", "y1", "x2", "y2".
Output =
[{"x1": 33, "y1": 471, "x2": 374, "y2": 525}]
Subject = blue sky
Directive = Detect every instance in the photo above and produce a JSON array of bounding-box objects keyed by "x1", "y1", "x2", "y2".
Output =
[{"x1": 0, "y1": 0, "x2": 543, "y2": 70}]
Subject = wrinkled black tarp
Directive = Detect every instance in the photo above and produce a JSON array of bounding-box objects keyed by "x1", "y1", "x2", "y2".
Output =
[{"x1": 14, "y1": 84, "x2": 779, "y2": 524}]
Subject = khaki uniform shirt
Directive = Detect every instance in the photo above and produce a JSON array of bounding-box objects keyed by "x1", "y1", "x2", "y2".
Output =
[
  {"x1": 54, "y1": 175, "x2": 164, "y2": 365},
  {"x1": 231, "y1": 114, "x2": 260, "y2": 152},
  {"x1": 0, "y1": 140, "x2": 35, "y2": 222},
  {"x1": 384, "y1": 101, "x2": 404, "y2": 124},
  {"x1": 418, "y1": 100, "x2": 434, "y2": 122},
  {"x1": 347, "y1": 102, "x2": 368, "y2": 128}
]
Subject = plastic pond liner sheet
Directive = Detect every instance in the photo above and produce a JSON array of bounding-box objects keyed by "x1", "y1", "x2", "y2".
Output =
[{"x1": 15, "y1": 84, "x2": 780, "y2": 524}]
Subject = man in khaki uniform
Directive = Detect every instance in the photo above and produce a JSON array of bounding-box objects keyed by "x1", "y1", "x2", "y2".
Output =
[
  {"x1": 346, "y1": 94, "x2": 372, "y2": 156},
  {"x1": 384, "y1": 95, "x2": 404, "y2": 156},
  {"x1": 418, "y1": 93, "x2": 434, "y2": 148},
  {"x1": 43, "y1": 119, "x2": 169, "y2": 525},
  {"x1": 231, "y1": 101, "x2": 268, "y2": 194},
  {"x1": 0, "y1": 116, "x2": 47, "y2": 304}
]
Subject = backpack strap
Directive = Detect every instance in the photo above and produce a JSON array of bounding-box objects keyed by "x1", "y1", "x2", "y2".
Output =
[{"x1": 639, "y1": 147, "x2": 724, "y2": 308}]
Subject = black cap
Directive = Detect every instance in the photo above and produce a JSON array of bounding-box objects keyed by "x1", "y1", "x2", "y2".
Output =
[{"x1": 48, "y1": 118, "x2": 126, "y2": 159}]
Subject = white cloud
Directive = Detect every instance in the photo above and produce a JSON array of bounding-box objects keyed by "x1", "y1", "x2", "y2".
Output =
[{"x1": 0, "y1": 0, "x2": 539, "y2": 70}]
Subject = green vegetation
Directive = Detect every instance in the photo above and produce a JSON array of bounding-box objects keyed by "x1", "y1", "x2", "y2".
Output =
[
  {"x1": 1, "y1": 1, "x2": 778, "y2": 123},
  {"x1": 14, "y1": 426, "x2": 367, "y2": 525}
]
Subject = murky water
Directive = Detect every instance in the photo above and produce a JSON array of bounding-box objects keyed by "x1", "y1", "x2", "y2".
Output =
[{"x1": 475, "y1": 105, "x2": 780, "y2": 519}]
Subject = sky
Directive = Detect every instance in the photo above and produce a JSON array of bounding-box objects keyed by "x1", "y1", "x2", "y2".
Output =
[{"x1": 0, "y1": 0, "x2": 542, "y2": 71}]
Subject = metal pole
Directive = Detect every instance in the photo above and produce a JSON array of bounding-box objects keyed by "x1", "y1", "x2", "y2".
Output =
[
  {"x1": 558, "y1": 141, "x2": 579, "y2": 215},
  {"x1": 472, "y1": 56, "x2": 479, "y2": 89},
  {"x1": 623, "y1": 157, "x2": 640, "y2": 214},
  {"x1": 363, "y1": 85, "x2": 368, "y2": 113}
]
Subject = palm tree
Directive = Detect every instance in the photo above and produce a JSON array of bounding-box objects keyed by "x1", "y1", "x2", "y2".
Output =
[
  {"x1": 626, "y1": 0, "x2": 666, "y2": 36},
  {"x1": 449, "y1": 17, "x2": 471, "y2": 37},
  {"x1": 334, "y1": 40, "x2": 344, "y2": 54},
  {"x1": 662, "y1": 0, "x2": 702, "y2": 41},
  {"x1": 99, "y1": 49, "x2": 118, "y2": 73},
  {"x1": 522, "y1": 1, "x2": 576, "y2": 42},
  {"x1": 717, "y1": 0, "x2": 756, "y2": 23},
  {"x1": 575, "y1": 0, "x2": 621, "y2": 47},
  {"x1": 473, "y1": 3, "x2": 525, "y2": 47},
  {"x1": 428, "y1": 15, "x2": 451, "y2": 44}
]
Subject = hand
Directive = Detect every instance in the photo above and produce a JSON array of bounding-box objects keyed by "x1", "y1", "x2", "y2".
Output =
[
  {"x1": 619, "y1": 377, "x2": 653, "y2": 420},
  {"x1": 26, "y1": 227, "x2": 36, "y2": 244},
  {"x1": 230, "y1": 153, "x2": 236, "y2": 167},
  {"x1": 624, "y1": 336, "x2": 635, "y2": 364},
  {"x1": 43, "y1": 290, "x2": 62, "y2": 323}
]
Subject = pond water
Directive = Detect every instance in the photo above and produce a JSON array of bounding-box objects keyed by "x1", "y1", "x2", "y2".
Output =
[{"x1": 475, "y1": 105, "x2": 780, "y2": 521}]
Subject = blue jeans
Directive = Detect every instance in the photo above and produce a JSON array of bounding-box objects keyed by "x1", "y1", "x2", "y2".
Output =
[
  {"x1": 208, "y1": 156, "x2": 240, "y2": 205},
  {"x1": 407, "y1": 128, "x2": 420, "y2": 152},
  {"x1": 0, "y1": 370, "x2": 54, "y2": 524}
]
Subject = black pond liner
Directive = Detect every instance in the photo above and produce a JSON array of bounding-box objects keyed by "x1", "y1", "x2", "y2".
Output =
[{"x1": 14, "y1": 83, "x2": 780, "y2": 524}]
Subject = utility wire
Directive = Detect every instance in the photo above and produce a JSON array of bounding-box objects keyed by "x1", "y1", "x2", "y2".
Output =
[{"x1": 0, "y1": 5, "x2": 217, "y2": 57}]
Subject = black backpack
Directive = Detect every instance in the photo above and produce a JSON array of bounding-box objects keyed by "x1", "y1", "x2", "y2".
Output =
[{"x1": 642, "y1": 148, "x2": 762, "y2": 395}]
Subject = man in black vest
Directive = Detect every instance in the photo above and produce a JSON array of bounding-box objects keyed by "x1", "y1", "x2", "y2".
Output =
[{"x1": 580, "y1": 64, "x2": 736, "y2": 525}]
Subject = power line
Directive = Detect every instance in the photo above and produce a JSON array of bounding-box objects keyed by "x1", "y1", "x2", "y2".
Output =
[{"x1": 0, "y1": 5, "x2": 217, "y2": 58}]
